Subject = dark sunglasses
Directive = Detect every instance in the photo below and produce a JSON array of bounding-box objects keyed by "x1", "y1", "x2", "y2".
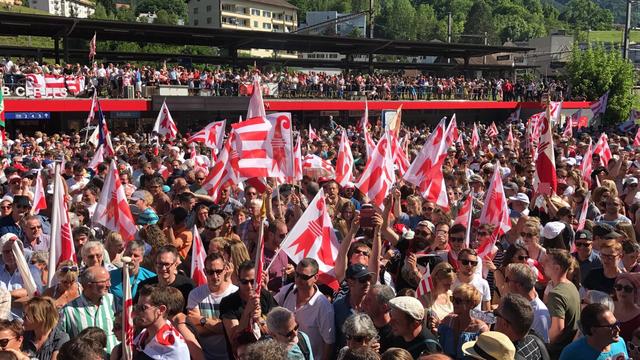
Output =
[
  {"x1": 0, "y1": 338, "x2": 14, "y2": 348},
  {"x1": 239, "y1": 278, "x2": 255, "y2": 285},
  {"x1": 575, "y1": 242, "x2": 592, "y2": 248},
  {"x1": 280, "y1": 324, "x2": 299, "y2": 338},
  {"x1": 460, "y1": 259, "x2": 478, "y2": 267},
  {"x1": 0, "y1": 206, "x2": 10, "y2": 210},
  {"x1": 593, "y1": 321, "x2": 622, "y2": 331},
  {"x1": 422, "y1": 207, "x2": 434, "y2": 212},
  {"x1": 347, "y1": 335, "x2": 371, "y2": 342},
  {"x1": 449, "y1": 236, "x2": 465, "y2": 243},
  {"x1": 295, "y1": 272, "x2": 316, "y2": 280},
  {"x1": 60, "y1": 266, "x2": 78, "y2": 273},
  {"x1": 614, "y1": 284, "x2": 634, "y2": 293},
  {"x1": 520, "y1": 232, "x2": 536, "y2": 238},
  {"x1": 477, "y1": 231, "x2": 489, "y2": 237},
  {"x1": 516, "y1": 255, "x2": 529, "y2": 261},
  {"x1": 196, "y1": 177, "x2": 205, "y2": 181},
  {"x1": 206, "y1": 268, "x2": 225, "y2": 276},
  {"x1": 353, "y1": 249, "x2": 370, "y2": 256}
]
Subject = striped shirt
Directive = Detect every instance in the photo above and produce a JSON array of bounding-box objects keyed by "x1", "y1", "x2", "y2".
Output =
[{"x1": 59, "y1": 293, "x2": 118, "y2": 354}]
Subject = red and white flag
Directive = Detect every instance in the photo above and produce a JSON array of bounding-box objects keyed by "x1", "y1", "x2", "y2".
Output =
[
  {"x1": 454, "y1": 194, "x2": 473, "y2": 227},
  {"x1": 231, "y1": 117, "x2": 271, "y2": 179},
  {"x1": 486, "y1": 122, "x2": 498, "y2": 138},
  {"x1": 549, "y1": 101, "x2": 563, "y2": 125},
  {"x1": 506, "y1": 126, "x2": 515, "y2": 148},
  {"x1": 287, "y1": 135, "x2": 303, "y2": 183},
  {"x1": 247, "y1": 79, "x2": 267, "y2": 120},
  {"x1": 122, "y1": 257, "x2": 134, "y2": 360},
  {"x1": 202, "y1": 136, "x2": 238, "y2": 203},
  {"x1": 534, "y1": 112, "x2": 557, "y2": 196},
  {"x1": 581, "y1": 139, "x2": 594, "y2": 188},
  {"x1": 590, "y1": 91, "x2": 609, "y2": 117},
  {"x1": 335, "y1": 130, "x2": 354, "y2": 187},
  {"x1": 445, "y1": 114, "x2": 459, "y2": 146},
  {"x1": 89, "y1": 32, "x2": 96, "y2": 61},
  {"x1": 357, "y1": 99, "x2": 368, "y2": 133},
  {"x1": 30, "y1": 169, "x2": 47, "y2": 215},
  {"x1": 563, "y1": 115, "x2": 573, "y2": 138},
  {"x1": 478, "y1": 162, "x2": 511, "y2": 258},
  {"x1": 190, "y1": 225, "x2": 207, "y2": 286},
  {"x1": 403, "y1": 118, "x2": 450, "y2": 210},
  {"x1": 277, "y1": 189, "x2": 340, "y2": 289},
  {"x1": 471, "y1": 123, "x2": 480, "y2": 152},
  {"x1": 153, "y1": 101, "x2": 178, "y2": 140},
  {"x1": 415, "y1": 263, "x2": 433, "y2": 299},
  {"x1": 576, "y1": 191, "x2": 591, "y2": 232},
  {"x1": 364, "y1": 126, "x2": 376, "y2": 160},
  {"x1": 188, "y1": 120, "x2": 226, "y2": 150},
  {"x1": 634, "y1": 127, "x2": 640, "y2": 147},
  {"x1": 302, "y1": 154, "x2": 335, "y2": 179},
  {"x1": 356, "y1": 134, "x2": 396, "y2": 209},
  {"x1": 266, "y1": 113, "x2": 294, "y2": 179},
  {"x1": 47, "y1": 163, "x2": 76, "y2": 286},
  {"x1": 86, "y1": 91, "x2": 97, "y2": 125},
  {"x1": 388, "y1": 131, "x2": 411, "y2": 174},
  {"x1": 93, "y1": 160, "x2": 137, "y2": 241},
  {"x1": 593, "y1": 133, "x2": 612, "y2": 166},
  {"x1": 308, "y1": 124, "x2": 319, "y2": 141}
]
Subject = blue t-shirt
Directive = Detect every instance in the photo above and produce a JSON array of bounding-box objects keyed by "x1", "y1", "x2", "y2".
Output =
[
  {"x1": 559, "y1": 336, "x2": 628, "y2": 360},
  {"x1": 109, "y1": 266, "x2": 156, "y2": 308}
]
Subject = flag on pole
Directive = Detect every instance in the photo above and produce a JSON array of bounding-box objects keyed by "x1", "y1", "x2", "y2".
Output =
[
  {"x1": 415, "y1": 263, "x2": 433, "y2": 299},
  {"x1": 201, "y1": 136, "x2": 238, "y2": 202},
  {"x1": 265, "y1": 113, "x2": 294, "y2": 179},
  {"x1": 335, "y1": 130, "x2": 354, "y2": 187},
  {"x1": 506, "y1": 125, "x2": 515, "y2": 148},
  {"x1": 576, "y1": 191, "x2": 591, "y2": 232},
  {"x1": 287, "y1": 135, "x2": 303, "y2": 184},
  {"x1": 590, "y1": 91, "x2": 609, "y2": 117},
  {"x1": 356, "y1": 134, "x2": 396, "y2": 209},
  {"x1": 533, "y1": 111, "x2": 557, "y2": 196},
  {"x1": 187, "y1": 120, "x2": 226, "y2": 150},
  {"x1": 581, "y1": 139, "x2": 594, "y2": 188},
  {"x1": 191, "y1": 225, "x2": 207, "y2": 286},
  {"x1": 445, "y1": 114, "x2": 459, "y2": 146},
  {"x1": 122, "y1": 257, "x2": 134, "y2": 360},
  {"x1": 563, "y1": 115, "x2": 573, "y2": 138},
  {"x1": 486, "y1": 122, "x2": 498, "y2": 138},
  {"x1": 593, "y1": 133, "x2": 612, "y2": 166},
  {"x1": 454, "y1": 194, "x2": 473, "y2": 248},
  {"x1": 549, "y1": 101, "x2": 563, "y2": 125},
  {"x1": 357, "y1": 99, "x2": 368, "y2": 133},
  {"x1": 85, "y1": 91, "x2": 97, "y2": 126},
  {"x1": 93, "y1": 160, "x2": 137, "y2": 241},
  {"x1": 30, "y1": 170, "x2": 47, "y2": 215},
  {"x1": 47, "y1": 163, "x2": 76, "y2": 286},
  {"x1": 96, "y1": 100, "x2": 114, "y2": 157},
  {"x1": 89, "y1": 32, "x2": 96, "y2": 61},
  {"x1": 471, "y1": 123, "x2": 480, "y2": 152},
  {"x1": 153, "y1": 100, "x2": 178, "y2": 140},
  {"x1": 478, "y1": 162, "x2": 511, "y2": 258},
  {"x1": 308, "y1": 124, "x2": 319, "y2": 141},
  {"x1": 247, "y1": 80, "x2": 267, "y2": 120}
]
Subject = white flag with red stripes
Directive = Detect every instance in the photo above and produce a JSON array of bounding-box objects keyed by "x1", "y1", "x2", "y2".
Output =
[
  {"x1": 471, "y1": 123, "x2": 480, "y2": 152},
  {"x1": 89, "y1": 32, "x2": 97, "y2": 61},
  {"x1": 309, "y1": 124, "x2": 319, "y2": 141},
  {"x1": 188, "y1": 120, "x2": 226, "y2": 150},
  {"x1": 30, "y1": 170, "x2": 47, "y2": 215},
  {"x1": 534, "y1": 112, "x2": 557, "y2": 196},
  {"x1": 287, "y1": 135, "x2": 303, "y2": 183},
  {"x1": 335, "y1": 130, "x2": 354, "y2": 187},
  {"x1": 549, "y1": 101, "x2": 563, "y2": 125},
  {"x1": 93, "y1": 160, "x2": 137, "y2": 241},
  {"x1": 593, "y1": 133, "x2": 612, "y2": 166},
  {"x1": 563, "y1": 115, "x2": 573, "y2": 138},
  {"x1": 302, "y1": 154, "x2": 335, "y2": 179},
  {"x1": 415, "y1": 263, "x2": 433, "y2": 299},
  {"x1": 388, "y1": 131, "x2": 411, "y2": 174},
  {"x1": 202, "y1": 136, "x2": 238, "y2": 202},
  {"x1": 478, "y1": 162, "x2": 511, "y2": 258},
  {"x1": 191, "y1": 225, "x2": 207, "y2": 286},
  {"x1": 590, "y1": 91, "x2": 609, "y2": 117},
  {"x1": 357, "y1": 134, "x2": 396, "y2": 209},
  {"x1": 247, "y1": 79, "x2": 267, "y2": 120},
  {"x1": 47, "y1": 163, "x2": 76, "y2": 286},
  {"x1": 581, "y1": 139, "x2": 594, "y2": 188},
  {"x1": 454, "y1": 194, "x2": 474, "y2": 248},
  {"x1": 486, "y1": 122, "x2": 498, "y2": 138},
  {"x1": 266, "y1": 113, "x2": 294, "y2": 179},
  {"x1": 364, "y1": 126, "x2": 376, "y2": 160},
  {"x1": 153, "y1": 101, "x2": 178, "y2": 140},
  {"x1": 445, "y1": 114, "x2": 459, "y2": 146},
  {"x1": 278, "y1": 189, "x2": 340, "y2": 289},
  {"x1": 231, "y1": 117, "x2": 271, "y2": 179}
]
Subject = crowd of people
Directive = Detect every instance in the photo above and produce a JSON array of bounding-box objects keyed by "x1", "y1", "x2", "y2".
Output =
[
  {"x1": 0, "y1": 111, "x2": 637, "y2": 360},
  {"x1": 1, "y1": 58, "x2": 571, "y2": 102}
]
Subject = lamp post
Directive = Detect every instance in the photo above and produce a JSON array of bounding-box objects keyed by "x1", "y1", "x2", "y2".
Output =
[{"x1": 623, "y1": 0, "x2": 636, "y2": 60}]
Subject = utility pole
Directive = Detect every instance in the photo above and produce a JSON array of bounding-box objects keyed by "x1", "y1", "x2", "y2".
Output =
[
  {"x1": 447, "y1": 12, "x2": 452, "y2": 63},
  {"x1": 623, "y1": 0, "x2": 633, "y2": 60},
  {"x1": 369, "y1": 0, "x2": 374, "y2": 39}
]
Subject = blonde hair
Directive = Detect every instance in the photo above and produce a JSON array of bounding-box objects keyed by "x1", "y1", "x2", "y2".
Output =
[
  {"x1": 432, "y1": 262, "x2": 455, "y2": 284},
  {"x1": 57, "y1": 260, "x2": 79, "y2": 283},
  {"x1": 453, "y1": 283, "x2": 481, "y2": 308},
  {"x1": 24, "y1": 297, "x2": 58, "y2": 333},
  {"x1": 228, "y1": 240, "x2": 250, "y2": 275},
  {"x1": 522, "y1": 217, "x2": 541, "y2": 235},
  {"x1": 601, "y1": 180, "x2": 618, "y2": 197},
  {"x1": 104, "y1": 232, "x2": 124, "y2": 249}
]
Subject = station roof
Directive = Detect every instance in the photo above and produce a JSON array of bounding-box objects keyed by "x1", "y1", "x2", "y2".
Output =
[{"x1": 0, "y1": 12, "x2": 534, "y2": 58}]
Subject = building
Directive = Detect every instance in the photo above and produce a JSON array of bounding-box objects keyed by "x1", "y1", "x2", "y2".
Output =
[
  {"x1": 525, "y1": 31, "x2": 574, "y2": 77},
  {"x1": 29, "y1": 0, "x2": 95, "y2": 18},
  {"x1": 298, "y1": 11, "x2": 366, "y2": 62}
]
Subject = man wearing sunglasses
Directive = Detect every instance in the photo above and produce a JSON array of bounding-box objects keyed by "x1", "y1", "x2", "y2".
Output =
[
  {"x1": 275, "y1": 258, "x2": 335, "y2": 360},
  {"x1": 571, "y1": 230, "x2": 602, "y2": 284},
  {"x1": 138, "y1": 245, "x2": 194, "y2": 311},
  {"x1": 0, "y1": 196, "x2": 31, "y2": 241},
  {"x1": 266, "y1": 307, "x2": 315, "y2": 360},
  {"x1": 21, "y1": 215, "x2": 49, "y2": 254},
  {"x1": 560, "y1": 303, "x2": 629, "y2": 360},
  {"x1": 186, "y1": 252, "x2": 237, "y2": 360},
  {"x1": 453, "y1": 248, "x2": 491, "y2": 311}
]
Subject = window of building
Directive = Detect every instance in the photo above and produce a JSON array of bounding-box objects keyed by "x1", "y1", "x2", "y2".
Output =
[
  {"x1": 251, "y1": 9, "x2": 260, "y2": 15},
  {"x1": 263, "y1": 23, "x2": 272, "y2": 29},
  {"x1": 194, "y1": 19, "x2": 199, "y2": 25},
  {"x1": 254, "y1": 21, "x2": 258, "y2": 27},
  {"x1": 206, "y1": 5, "x2": 212, "y2": 12},
  {"x1": 193, "y1": 7, "x2": 198, "y2": 14},
  {"x1": 206, "y1": 17, "x2": 212, "y2": 24},
  {"x1": 285, "y1": 15, "x2": 293, "y2": 21},
  {"x1": 263, "y1": 10, "x2": 271, "y2": 17}
]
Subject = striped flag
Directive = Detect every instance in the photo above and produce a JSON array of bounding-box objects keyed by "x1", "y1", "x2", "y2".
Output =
[
  {"x1": 581, "y1": 139, "x2": 594, "y2": 188},
  {"x1": 231, "y1": 117, "x2": 272, "y2": 179},
  {"x1": 202, "y1": 135, "x2": 238, "y2": 202},
  {"x1": 471, "y1": 123, "x2": 480, "y2": 152},
  {"x1": 302, "y1": 154, "x2": 335, "y2": 179},
  {"x1": 593, "y1": 133, "x2": 612, "y2": 166},
  {"x1": 89, "y1": 32, "x2": 96, "y2": 61},
  {"x1": 188, "y1": 120, "x2": 226, "y2": 150},
  {"x1": 563, "y1": 115, "x2": 573, "y2": 138},
  {"x1": 308, "y1": 124, "x2": 319, "y2": 141},
  {"x1": 47, "y1": 163, "x2": 76, "y2": 286},
  {"x1": 590, "y1": 91, "x2": 609, "y2": 117},
  {"x1": 30, "y1": 170, "x2": 47, "y2": 215},
  {"x1": 415, "y1": 263, "x2": 433, "y2": 299},
  {"x1": 191, "y1": 225, "x2": 207, "y2": 286},
  {"x1": 478, "y1": 162, "x2": 511, "y2": 258},
  {"x1": 357, "y1": 134, "x2": 396, "y2": 209},
  {"x1": 486, "y1": 122, "x2": 498, "y2": 138},
  {"x1": 335, "y1": 130, "x2": 354, "y2": 187}
]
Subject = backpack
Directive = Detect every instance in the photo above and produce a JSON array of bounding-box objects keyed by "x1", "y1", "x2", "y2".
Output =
[{"x1": 297, "y1": 332, "x2": 312, "y2": 360}]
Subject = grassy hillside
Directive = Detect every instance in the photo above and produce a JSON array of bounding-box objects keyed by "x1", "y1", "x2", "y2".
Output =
[
  {"x1": 588, "y1": 30, "x2": 640, "y2": 43},
  {"x1": 0, "y1": 4, "x2": 52, "y2": 15}
]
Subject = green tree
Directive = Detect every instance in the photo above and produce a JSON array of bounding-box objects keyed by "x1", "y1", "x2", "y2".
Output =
[
  {"x1": 135, "y1": 0, "x2": 187, "y2": 21},
  {"x1": 379, "y1": 0, "x2": 417, "y2": 40},
  {"x1": 559, "y1": 0, "x2": 613, "y2": 31},
  {"x1": 462, "y1": 0, "x2": 495, "y2": 43},
  {"x1": 154, "y1": 9, "x2": 173, "y2": 24},
  {"x1": 566, "y1": 45, "x2": 636, "y2": 124},
  {"x1": 414, "y1": 4, "x2": 445, "y2": 41},
  {"x1": 90, "y1": 3, "x2": 114, "y2": 20}
]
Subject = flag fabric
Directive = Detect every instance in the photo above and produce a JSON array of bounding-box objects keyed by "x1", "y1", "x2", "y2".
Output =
[
  {"x1": 254, "y1": 197, "x2": 267, "y2": 295},
  {"x1": 534, "y1": 112, "x2": 557, "y2": 196},
  {"x1": 122, "y1": 258, "x2": 134, "y2": 360},
  {"x1": 93, "y1": 160, "x2": 137, "y2": 241},
  {"x1": 288, "y1": 135, "x2": 303, "y2": 183},
  {"x1": 30, "y1": 170, "x2": 47, "y2": 215},
  {"x1": 230, "y1": 117, "x2": 271, "y2": 179},
  {"x1": 0, "y1": 84, "x2": 5, "y2": 128},
  {"x1": 86, "y1": 91, "x2": 97, "y2": 126},
  {"x1": 388, "y1": 131, "x2": 411, "y2": 174},
  {"x1": 201, "y1": 136, "x2": 238, "y2": 203},
  {"x1": 387, "y1": 104, "x2": 403, "y2": 136},
  {"x1": 364, "y1": 126, "x2": 376, "y2": 160},
  {"x1": 13, "y1": 240, "x2": 37, "y2": 296},
  {"x1": 188, "y1": 120, "x2": 226, "y2": 150},
  {"x1": 576, "y1": 191, "x2": 591, "y2": 232},
  {"x1": 590, "y1": 91, "x2": 609, "y2": 117},
  {"x1": 65, "y1": 76, "x2": 86, "y2": 96},
  {"x1": 507, "y1": 108, "x2": 520, "y2": 122},
  {"x1": 357, "y1": 99, "x2": 368, "y2": 133},
  {"x1": 302, "y1": 154, "x2": 335, "y2": 179},
  {"x1": 277, "y1": 189, "x2": 340, "y2": 289},
  {"x1": 593, "y1": 133, "x2": 612, "y2": 166},
  {"x1": 445, "y1": 114, "x2": 459, "y2": 147},
  {"x1": 634, "y1": 127, "x2": 640, "y2": 147},
  {"x1": 506, "y1": 126, "x2": 515, "y2": 148},
  {"x1": 308, "y1": 124, "x2": 319, "y2": 141},
  {"x1": 415, "y1": 263, "x2": 433, "y2": 299},
  {"x1": 486, "y1": 122, "x2": 498, "y2": 138},
  {"x1": 563, "y1": 115, "x2": 573, "y2": 138},
  {"x1": 247, "y1": 79, "x2": 267, "y2": 120},
  {"x1": 335, "y1": 130, "x2": 354, "y2": 187},
  {"x1": 471, "y1": 123, "x2": 480, "y2": 152},
  {"x1": 356, "y1": 134, "x2": 396, "y2": 209},
  {"x1": 190, "y1": 225, "x2": 207, "y2": 286},
  {"x1": 581, "y1": 139, "x2": 594, "y2": 188},
  {"x1": 454, "y1": 194, "x2": 473, "y2": 227},
  {"x1": 96, "y1": 101, "x2": 114, "y2": 157},
  {"x1": 478, "y1": 162, "x2": 511, "y2": 257},
  {"x1": 549, "y1": 101, "x2": 563, "y2": 125},
  {"x1": 47, "y1": 163, "x2": 76, "y2": 286},
  {"x1": 265, "y1": 113, "x2": 294, "y2": 179},
  {"x1": 153, "y1": 101, "x2": 178, "y2": 140},
  {"x1": 89, "y1": 32, "x2": 96, "y2": 61},
  {"x1": 573, "y1": 109, "x2": 588, "y2": 129}
]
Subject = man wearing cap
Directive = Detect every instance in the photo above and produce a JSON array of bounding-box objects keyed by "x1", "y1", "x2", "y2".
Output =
[
  {"x1": 508, "y1": 193, "x2": 530, "y2": 218},
  {"x1": 469, "y1": 174, "x2": 485, "y2": 199},
  {"x1": 592, "y1": 224, "x2": 621, "y2": 255},
  {"x1": 461, "y1": 331, "x2": 516, "y2": 360},
  {"x1": 333, "y1": 263, "x2": 373, "y2": 350},
  {"x1": 0, "y1": 233, "x2": 43, "y2": 320},
  {"x1": 131, "y1": 190, "x2": 159, "y2": 226},
  {"x1": 571, "y1": 230, "x2": 602, "y2": 284},
  {"x1": 388, "y1": 296, "x2": 441, "y2": 358},
  {"x1": 0, "y1": 196, "x2": 31, "y2": 241}
]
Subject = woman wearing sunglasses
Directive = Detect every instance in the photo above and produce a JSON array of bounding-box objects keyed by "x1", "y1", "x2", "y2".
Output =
[
  {"x1": 22, "y1": 297, "x2": 68, "y2": 360},
  {"x1": 420, "y1": 262, "x2": 455, "y2": 333},
  {"x1": 612, "y1": 273, "x2": 640, "y2": 342},
  {"x1": 336, "y1": 313, "x2": 380, "y2": 360},
  {"x1": 42, "y1": 261, "x2": 80, "y2": 309}
]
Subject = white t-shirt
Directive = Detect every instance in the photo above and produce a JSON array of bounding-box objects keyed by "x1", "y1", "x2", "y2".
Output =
[
  {"x1": 530, "y1": 295, "x2": 551, "y2": 343},
  {"x1": 453, "y1": 275, "x2": 491, "y2": 311},
  {"x1": 187, "y1": 284, "x2": 238, "y2": 360}
]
